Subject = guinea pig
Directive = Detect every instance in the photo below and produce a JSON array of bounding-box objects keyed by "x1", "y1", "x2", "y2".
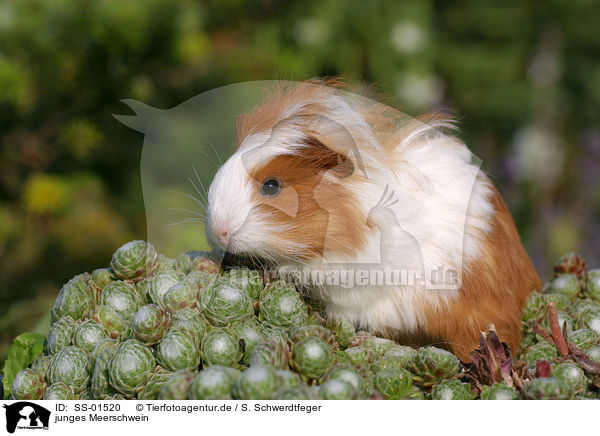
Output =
[{"x1": 205, "y1": 78, "x2": 541, "y2": 361}]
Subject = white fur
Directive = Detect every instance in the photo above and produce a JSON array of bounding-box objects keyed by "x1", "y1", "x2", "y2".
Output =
[{"x1": 207, "y1": 84, "x2": 495, "y2": 335}]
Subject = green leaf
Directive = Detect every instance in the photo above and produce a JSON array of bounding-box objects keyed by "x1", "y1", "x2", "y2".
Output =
[{"x1": 1, "y1": 332, "x2": 46, "y2": 399}]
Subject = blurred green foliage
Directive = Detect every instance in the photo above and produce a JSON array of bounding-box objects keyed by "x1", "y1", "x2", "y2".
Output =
[{"x1": 1, "y1": 0, "x2": 599, "y2": 363}]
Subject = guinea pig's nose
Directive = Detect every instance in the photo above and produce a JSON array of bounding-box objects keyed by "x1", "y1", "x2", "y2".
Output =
[{"x1": 211, "y1": 223, "x2": 231, "y2": 245}]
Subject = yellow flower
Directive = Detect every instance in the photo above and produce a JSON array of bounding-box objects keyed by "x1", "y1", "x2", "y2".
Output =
[{"x1": 23, "y1": 174, "x2": 69, "y2": 215}]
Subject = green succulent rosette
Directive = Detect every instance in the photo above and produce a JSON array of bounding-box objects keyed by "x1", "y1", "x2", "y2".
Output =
[
  {"x1": 258, "y1": 281, "x2": 308, "y2": 328},
  {"x1": 519, "y1": 341, "x2": 558, "y2": 368},
  {"x1": 290, "y1": 337, "x2": 333, "y2": 380},
  {"x1": 431, "y1": 379, "x2": 476, "y2": 400},
  {"x1": 257, "y1": 323, "x2": 288, "y2": 344},
  {"x1": 158, "y1": 369, "x2": 196, "y2": 400},
  {"x1": 584, "y1": 269, "x2": 600, "y2": 301},
  {"x1": 77, "y1": 389, "x2": 94, "y2": 400},
  {"x1": 480, "y1": 382, "x2": 519, "y2": 400},
  {"x1": 163, "y1": 280, "x2": 199, "y2": 313},
  {"x1": 188, "y1": 365, "x2": 240, "y2": 400},
  {"x1": 568, "y1": 328, "x2": 599, "y2": 351},
  {"x1": 72, "y1": 319, "x2": 110, "y2": 353},
  {"x1": 138, "y1": 367, "x2": 174, "y2": 400},
  {"x1": 289, "y1": 325, "x2": 336, "y2": 349},
  {"x1": 46, "y1": 316, "x2": 78, "y2": 355},
  {"x1": 324, "y1": 364, "x2": 366, "y2": 397},
  {"x1": 522, "y1": 377, "x2": 575, "y2": 400},
  {"x1": 575, "y1": 308, "x2": 600, "y2": 335},
  {"x1": 371, "y1": 346, "x2": 418, "y2": 373},
  {"x1": 30, "y1": 355, "x2": 52, "y2": 384},
  {"x1": 586, "y1": 346, "x2": 600, "y2": 362},
  {"x1": 10, "y1": 368, "x2": 47, "y2": 400},
  {"x1": 48, "y1": 346, "x2": 91, "y2": 393},
  {"x1": 90, "y1": 338, "x2": 120, "y2": 399},
  {"x1": 93, "y1": 305, "x2": 129, "y2": 339},
  {"x1": 325, "y1": 317, "x2": 356, "y2": 348},
  {"x1": 148, "y1": 271, "x2": 185, "y2": 306},
  {"x1": 100, "y1": 281, "x2": 145, "y2": 322},
  {"x1": 227, "y1": 268, "x2": 264, "y2": 302},
  {"x1": 200, "y1": 328, "x2": 243, "y2": 367},
  {"x1": 373, "y1": 367, "x2": 413, "y2": 400},
  {"x1": 175, "y1": 252, "x2": 194, "y2": 275},
  {"x1": 200, "y1": 279, "x2": 254, "y2": 326},
  {"x1": 108, "y1": 339, "x2": 156, "y2": 397},
  {"x1": 275, "y1": 385, "x2": 319, "y2": 400},
  {"x1": 275, "y1": 369, "x2": 303, "y2": 390},
  {"x1": 132, "y1": 304, "x2": 171, "y2": 345},
  {"x1": 232, "y1": 320, "x2": 264, "y2": 365},
  {"x1": 552, "y1": 361, "x2": 588, "y2": 393},
  {"x1": 249, "y1": 341, "x2": 290, "y2": 369},
  {"x1": 233, "y1": 365, "x2": 279, "y2": 400},
  {"x1": 110, "y1": 240, "x2": 159, "y2": 281},
  {"x1": 156, "y1": 328, "x2": 201, "y2": 371},
  {"x1": 156, "y1": 254, "x2": 176, "y2": 272},
  {"x1": 319, "y1": 378, "x2": 358, "y2": 400},
  {"x1": 545, "y1": 273, "x2": 581, "y2": 300},
  {"x1": 51, "y1": 273, "x2": 95, "y2": 322},
  {"x1": 407, "y1": 346, "x2": 461, "y2": 388},
  {"x1": 170, "y1": 308, "x2": 207, "y2": 343},
  {"x1": 90, "y1": 268, "x2": 115, "y2": 292},
  {"x1": 43, "y1": 382, "x2": 76, "y2": 400}
]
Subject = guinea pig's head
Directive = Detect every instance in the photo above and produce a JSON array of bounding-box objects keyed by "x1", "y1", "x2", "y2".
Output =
[{"x1": 206, "y1": 82, "x2": 373, "y2": 265}]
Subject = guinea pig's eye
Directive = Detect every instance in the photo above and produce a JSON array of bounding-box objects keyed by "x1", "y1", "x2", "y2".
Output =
[{"x1": 261, "y1": 178, "x2": 281, "y2": 197}]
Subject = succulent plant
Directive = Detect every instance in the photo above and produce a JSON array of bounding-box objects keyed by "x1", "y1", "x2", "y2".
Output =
[
  {"x1": 147, "y1": 270, "x2": 184, "y2": 306},
  {"x1": 110, "y1": 240, "x2": 159, "y2": 280},
  {"x1": 46, "y1": 316, "x2": 78, "y2": 354},
  {"x1": 175, "y1": 252, "x2": 194, "y2": 274},
  {"x1": 192, "y1": 255, "x2": 221, "y2": 274},
  {"x1": 51, "y1": 274, "x2": 95, "y2": 322},
  {"x1": 325, "y1": 317, "x2": 356, "y2": 348},
  {"x1": 479, "y1": 382, "x2": 519, "y2": 400},
  {"x1": 234, "y1": 365, "x2": 279, "y2": 400},
  {"x1": 545, "y1": 273, "x2": 581, "y2": 300},
  {"x1": 319, "y1": 378, "x2": 358, "y2": 400},
  {"x1": 343, "y1": 345, "x2": 373, "y2": 368},
  {"x1": 545, "y1": 293, "x2": 571, "y2": 312},
  {"x1": 275, "y1": 369, "x2": 303, "y2": 390},
  {"x1": 157, "y1": 328, "x2": 201, "y2": 371},
  {"x1": 289, "y1": 325, "x2": 336, "y2": 349},
  {"x1": 371, "y1": 346, "x2": 417, "y2": 373},
  {"x1": 91, "y1": 268, "x2": 115, "y2": 291},
  {"x1": 324, "y1": 364, "x2": 366, "y2": 397},
  {"x1": 43, "y1": 382, "x2": 76, "y2": 400},
  {"x1": 170, "y1": 308, "x2": 207, "y2": 343},
  {"x1": 163, "y1": 280, "x2": 199, "y2": 313},
  {"x1": 201, "y1": 328, "x2": 243, "y2": 367},
  {"x1": 232, "y1": 320, "x2": 264, "y2": 365},
  {"x1": 575, "y1": 308, "x2": 600, "y2": 335},
  {"x1": 158, "y1": 369, "x2": 196, "y2": 399},
  {"x1": 249, "y1": 341, "x2": 290, "y2": 369},
  {"x1": 553, "y1": 252, "x2": 587, "y2": 279},
  {"x1": 257, "y1": 323, "x2": 288, "y2": 344},
  {"x1": 77, "y1": 389, "x2": 94, "y2": 400},
  {"x1": 30, "y1": 355, "x2": 52, "y2": 384},
  {"x1": 373, "y1": 367, "x2": 413, "y2": 400},
  {"x1": 93, "y1": 305, "x2": 128, "y2": 339},
  {"x1": 522, "y1": 377, "x2": 575, "y2": 400},
  {"x1": 100, "y1": 281, "x2": 145, "y2": 322},
  {"x1": 583, "y1": 269, "x2": 600, "y2": 301},
  {"x1": 48, "y1": 346, "x2": 90, "y2": 393},
  {"x1": 132, "y1": 304, "x2": 171, "y2": 345},
  {"x1": 275, "y1": 385, "x2": 319, "y2": 400},
  {"x1": 406, "y1": 385, "x2": 426, "y2": 400},
  {"x1": 11, "y1": 369, "x2": 46, "y2": 400},
  {"x1": 586, "y1": 346, "x2": 600, "y2": 362},
  {"x1": 520, "y1": 341, "x2": 558, "y2": 368},
  {"x1": 258, "y1": 281, "x2": 307, "y2": 328},
  {"x1": 522, "y1": 292, "x2": 547, "y2": 322},
  {"x1": 290, "y1": 337, "x2": 333, "y2": 380},
  {"x1": 552, "y1": 361, "x2": 588, "y2": 393},
  {"x1": 188, "y1": 365, "x2": 240, "y2": 400},
  {"x1": 431, "y1": 379, "x2": 476, "y2": 400},
  {"x1": 72, "y1": 319, "x2": 109, "y2": 353},
  {"x1": 109, "y1": 339, "x2": 156, "y2": 397},
  {"x1": 407, "y1": 346, "x2": 461, "y2": 387},
  {"x1": 184, "y1": 270, "x2": 216, "y2": 291},
  {"x1": 90, "y1": 338, "x2": 120, "y2": 399},
  {"x1": 227, "y1": 268, "x2": 264, "y2": 301},
  {"x1": 568, "y1": 328, "x2": 599, "y2": 351},
  {"x1": 137, "y1": 368, "x2": 173, "y2": 400},
  {"x1": 156, "y1": 254, "x2": 176, "y2": 272},
  {"x1": 571, "y1": 299, "x2": 600, "y2": 316},
  {"x1": 200, "y1": 280, "x2": 254, "y2": 326}
]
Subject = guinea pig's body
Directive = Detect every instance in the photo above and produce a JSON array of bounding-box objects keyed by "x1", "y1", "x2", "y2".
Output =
[{"x1": 206, "y1": 79, "x2": 541, "y2": 361}]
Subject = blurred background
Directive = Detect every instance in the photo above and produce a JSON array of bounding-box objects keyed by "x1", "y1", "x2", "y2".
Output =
[{"x1": 1, "y1": 0, "x2": 599, "y2": 365}]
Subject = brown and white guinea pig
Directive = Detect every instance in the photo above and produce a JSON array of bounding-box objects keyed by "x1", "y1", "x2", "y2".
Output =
[{"x1": 205, "y1": 78, "x2": 541, "y2": 361}]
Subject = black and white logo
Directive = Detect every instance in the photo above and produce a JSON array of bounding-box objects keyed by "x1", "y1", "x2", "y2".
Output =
[{"x1": 3, "y1": 402, "x2": 50, "y2": 434}]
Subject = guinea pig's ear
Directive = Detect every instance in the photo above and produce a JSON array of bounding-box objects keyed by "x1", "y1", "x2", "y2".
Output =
[
  {"x1": 304, "y1": 114, "x2": 367, "y2": 179},
  {"x1": 300, "y1": 137, "x2": 354, "y2": 179}
]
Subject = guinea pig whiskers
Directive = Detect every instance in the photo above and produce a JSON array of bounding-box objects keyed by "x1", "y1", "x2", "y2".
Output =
[{"x1": 162, "y1": 190, "x2": 207, "y2": 209}]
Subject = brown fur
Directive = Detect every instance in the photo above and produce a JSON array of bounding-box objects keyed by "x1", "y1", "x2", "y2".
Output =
[{"x1": 407, "y1": 185, "x2": 541, "y2": 361}]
